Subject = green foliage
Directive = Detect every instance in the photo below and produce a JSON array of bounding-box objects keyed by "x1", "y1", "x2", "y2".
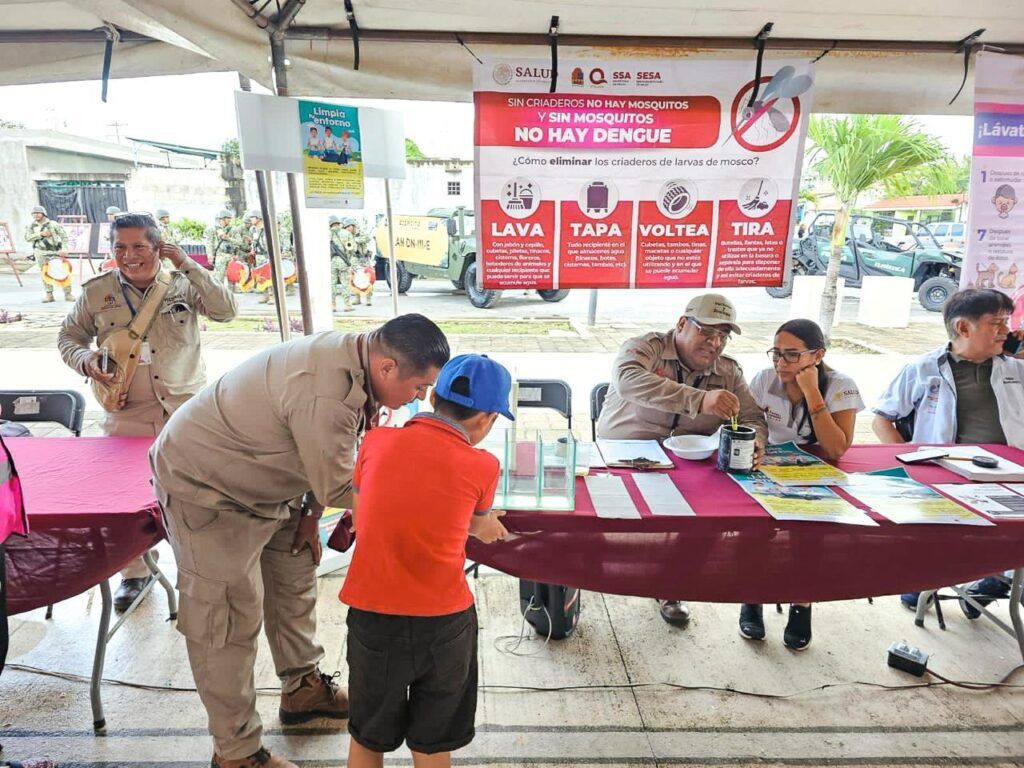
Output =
[
  {"x1": 405, "y1": 137, "x2": 425, "y2": 160},
  {"x1": 807, "y1": 115, "x2": 945, "y2": 207},
  {"x1": 171, "y1": 217, "x2": 207, "y2": 242},
  {"x1": 221, "y1": 138, "x2": 240, "y2": 159},
  {"x1": 882, "y1": 154, "x2": 971, "y2": 198}
]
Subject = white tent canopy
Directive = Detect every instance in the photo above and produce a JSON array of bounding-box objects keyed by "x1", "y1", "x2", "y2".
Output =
[{"x1": 1, "y1": 1, "x2": 1023, "y2": 114}]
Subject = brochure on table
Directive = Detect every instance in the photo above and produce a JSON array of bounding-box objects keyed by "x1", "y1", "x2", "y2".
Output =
[
  {"x1": 936, "y1": 482, "x2": 1024, "y2": 519},
  {"x1": 757, "y1": 442, "x2": 848, "y2": 486},
  {"x1": 845, "y1": 468, "x2": 993, "y2": 526},
  {"x1": 729, "y1": 470, "x2": 876, "y2": 526},
  {"x1": 935, "y1": 447, "x2": 1024, "y2": 482}
]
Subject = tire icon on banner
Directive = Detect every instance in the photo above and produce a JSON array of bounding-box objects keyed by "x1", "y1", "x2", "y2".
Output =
[
  {"x1": 738, "y1": 178, "x2": 778, "y2": 218},
  {"x1": 501, "y1": 177, "x2": 541, "y2": 219},
  {"x1": 578, "y1": 179, "x2": 618, "y2": 219},
  {"x1": 656, "y1": 179, "x2": 698, "y2": 219}
]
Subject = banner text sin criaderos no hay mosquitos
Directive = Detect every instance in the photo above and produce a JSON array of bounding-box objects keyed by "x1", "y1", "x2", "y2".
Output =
[{"x1": 473, "y1": 58, "x2": 815, "y2": 290}]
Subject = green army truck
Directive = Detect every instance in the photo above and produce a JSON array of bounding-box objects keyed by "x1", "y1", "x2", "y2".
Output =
[{"x1": 374, "y1": 207, "x2": 570, "y2": 309}]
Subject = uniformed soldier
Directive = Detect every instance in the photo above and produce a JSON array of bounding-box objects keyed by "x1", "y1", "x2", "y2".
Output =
[
  {"x1": 329, "y1": 215, "x2": 354, "y2": 312},
  {"x1": 24, "y1": 205, "x2": 72, "y2": 303},
  {"x1": 156, "y1": 208, "x2": 178, "y2": 245},
  {"x1": 58, "y1": 213, "x2": 236, "y2": 611},
  {"x1": 206, "y1": 210, "x2": 239, "y2": 284},
  {"x1": 596, "y1": 293, "x2": 767, "y2": 629},
  {"x1": 341, "y1": 217, "x2": 370, "y2": 309},
  {"x1": 234, "y1": 211, "x2": 257, "y2": 258},
  {"x1": 249, "y1": 213, "x2": 267, "y2": 264},
  {"x1": 150, "y1": 314, "x2": 450, "y2": 768},
  {"x1": 106, "y1": 205, "x2": 122, "y2": 222},
  {"x1": 350, "y1": 218, "x2": 375, "y2": 307}
]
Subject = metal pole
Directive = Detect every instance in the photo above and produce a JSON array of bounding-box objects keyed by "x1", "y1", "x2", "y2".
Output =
[
  {"x1": 270, "y1": 35, "x2": 314, "y2": 335},
  {"x1": 255, "y1": 171, "x2": 291, "y2": 341},
  {"x1": 385, "y1": 178, "x2": 399, "y2": 317},
  {"x1": 587, "y1": 289, "x2": 598, "y2": 327}
]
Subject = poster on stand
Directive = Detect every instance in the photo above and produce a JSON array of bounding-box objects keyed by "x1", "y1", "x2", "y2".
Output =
[
  {"x1": 474, "y1": 57, "x2": 814, "y2": 290},
  {"x1": 963, "y1": 52, "x2": 1024, "y2": 323},
  {"x1": 298, "y1": 99, "x2": 364, "y2": 209}
]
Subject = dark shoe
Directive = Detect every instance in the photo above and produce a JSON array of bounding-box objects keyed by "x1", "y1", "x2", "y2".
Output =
[
  {"x1": 960, "y1": 576, "x2": 1011, "y2": 619},
  {"x1": 5, "y1": 759, "x2": 59, "y2": 768},
  {"x1": 739, "y1": 603, "x2": 765, "y2": 641},
  {"x1": 900, "y1": 591, "x2": 925, "y2": 610},
  {"x1": 656, "y1": 599, "x2": 691, "y2": 628},
  {"x1": 279, "y1": 668, "x2": 348, "y2": 724},
  {"x1": 784, "y1": 605, "x2": 812, "y2": 651},
  {"x1": 113, "y1": 577, "x2": 148, "y2": 612},
  {"x1": 211, "y1": 747, "x2": 297, "y2": 768}
]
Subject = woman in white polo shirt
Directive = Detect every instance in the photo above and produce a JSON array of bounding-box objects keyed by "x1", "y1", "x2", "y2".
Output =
[{"x1": 740, "y1": 318, "x2": 864, "y2": 650}]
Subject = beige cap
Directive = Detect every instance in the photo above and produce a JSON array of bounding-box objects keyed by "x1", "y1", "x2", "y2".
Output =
[{"x1": 684, "y1": 293, "x2": 741, "y2": 334}]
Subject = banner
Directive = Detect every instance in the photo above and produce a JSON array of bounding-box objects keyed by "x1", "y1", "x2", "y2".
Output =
[
  {"x1": 63, "y1": 223, "x2": 92, "y2": 254},
  {"x1": 96, "y1": 223, "x2": 112, "y2": 255},
  {"x1": 374, "y1": 215, "x2": 450, "y2": 267},
  {"x1": 0, "y1": 224, "x2": 13, "y2": 253},
  {"x1": 299, "y1": 99, "x2": 364, "y2": 209},
  {"x1": 964, "y1": 53, "x2": 1024, "y2": 327},
  {"x1": 474, "y1": 58, "x2": 814, "y2": 290}
]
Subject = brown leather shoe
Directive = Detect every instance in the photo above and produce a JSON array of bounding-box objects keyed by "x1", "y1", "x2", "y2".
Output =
[
  {"x1": 657, "y1": 599, "x2": 691, "y2": 628},
  {"x1": 279, "y1": 668, "x2": 349, "y2": 724},
  {"x1": 211, "y1": 747, "x2": 296, "y2": 768}
]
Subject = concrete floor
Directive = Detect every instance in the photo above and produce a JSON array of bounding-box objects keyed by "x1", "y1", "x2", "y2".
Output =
[{"x1": 3, "y1": 551, "x2": 1024, "y2": 767}]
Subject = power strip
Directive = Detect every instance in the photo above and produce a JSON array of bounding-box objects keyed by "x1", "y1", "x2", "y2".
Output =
[{"x1": 887, "y1": 640, "x2": 929, "y2": 677}]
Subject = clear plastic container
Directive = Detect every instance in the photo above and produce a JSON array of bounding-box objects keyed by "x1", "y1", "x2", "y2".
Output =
[{"x1": 481, "y1": 427, "x2": 577, "y2": 510}]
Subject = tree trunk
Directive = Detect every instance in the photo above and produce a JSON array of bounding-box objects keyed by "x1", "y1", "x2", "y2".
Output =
[{"x1": 818, "y1": 203, "x2": 851, "y2": 340}]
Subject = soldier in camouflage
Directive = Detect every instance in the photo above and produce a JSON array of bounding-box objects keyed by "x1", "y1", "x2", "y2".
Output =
[
  {"x1": 106, "y1": 205, "x2": 122, "y2": 222},
  {"x1": 329, "y1": 215, "x2": 355, "y2": 312},
  {"x1": 342, "y1": 217, "x2": 373, "y2": 308},
  {"x1": 24, "y1": 205, "x2": 72, "y2": 302},
  {"x1": 206, "y1": 210, "x2": 238, "y2": 284},
  {"x1": 234, "y1": 211, "x2": 257, "y2": 259},
  {"x1": 156, "y1": 208, "x2": 178, "y2": 269},
  {"x1": 351, "y1": 218, "x2": 374, "y2": 307}
]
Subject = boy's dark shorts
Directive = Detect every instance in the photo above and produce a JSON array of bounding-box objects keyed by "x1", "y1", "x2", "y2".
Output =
[{"x1": 346, "y1": 604, "x2": 478, "y2": 754}]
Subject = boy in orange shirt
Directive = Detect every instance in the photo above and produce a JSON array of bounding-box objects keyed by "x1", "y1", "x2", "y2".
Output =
[{"x1": 340, "y1": 354, "x2": 512, "y2": 768}]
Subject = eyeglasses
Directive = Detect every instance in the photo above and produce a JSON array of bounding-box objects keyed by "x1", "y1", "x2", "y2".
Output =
[
  {"x1": 767, "y1": 348, "x2": 820, "y2": 363},
  {"x1": 687, "y1": 317, "x2": 731, "y2": 343}
]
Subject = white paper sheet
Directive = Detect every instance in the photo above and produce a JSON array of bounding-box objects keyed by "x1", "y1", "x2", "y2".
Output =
[
  {"x1": 938, "y1": 483, "x2": 1024, "y2": 519},
  {"x1": 585, "y1": 475, "x2": 642, "y2": 519},
  {"x1": 597, "y1": 439, "x2": 672, "y2": 467},
  {"x1": 936, "y1": 447, "x2": 1024, "y2": 482},
  {"x1": 633, "y1": 473, "x2": 695, "y2": 516}
]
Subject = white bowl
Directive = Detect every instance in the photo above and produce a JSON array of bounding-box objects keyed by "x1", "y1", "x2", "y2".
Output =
[{"x1": 664, "y1": 434, "x2": 718, "y2": 461}]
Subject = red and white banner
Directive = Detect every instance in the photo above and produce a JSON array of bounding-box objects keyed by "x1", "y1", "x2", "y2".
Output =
[{"x1": 474, "y1": 58, "x2": 814, "y2": 290}]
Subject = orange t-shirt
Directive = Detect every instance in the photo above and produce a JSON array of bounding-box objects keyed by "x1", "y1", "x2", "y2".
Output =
[{"x1": 339, "y1": 413, "x2": 500, "y2": 616}]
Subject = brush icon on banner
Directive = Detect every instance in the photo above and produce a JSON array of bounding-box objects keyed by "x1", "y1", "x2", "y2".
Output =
[{"x1": 500, "y1": 177, "x2": 541, "y2": 219}]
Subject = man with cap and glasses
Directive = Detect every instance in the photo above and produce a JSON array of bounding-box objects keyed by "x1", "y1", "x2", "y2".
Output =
[
  {"x1": 596, "y1": 293, "x2": 767, "y2": 628},
  {"x1": 24, "y1": 205, "x2": 71, "y2": 303},
  {"x1": 58, "y1": 212, "x2": 236, "y2": 612}
]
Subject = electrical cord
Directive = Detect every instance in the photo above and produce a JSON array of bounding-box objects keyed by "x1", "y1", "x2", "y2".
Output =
[{"x1": 492, "y1": 595, "x2": 553, "y2": 656}]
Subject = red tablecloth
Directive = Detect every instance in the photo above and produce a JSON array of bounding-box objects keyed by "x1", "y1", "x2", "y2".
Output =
[
  {"x1": 4, "y1": 437, "x2": 162, "y2": 615},
  {"x1": 467, "y1": 444, "x2": 1024, "y2": 603}
]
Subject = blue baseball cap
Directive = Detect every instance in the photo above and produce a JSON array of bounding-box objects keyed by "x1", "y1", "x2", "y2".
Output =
[{"x1": 434, "y1": 354, "x2": 515, "y2": 420}]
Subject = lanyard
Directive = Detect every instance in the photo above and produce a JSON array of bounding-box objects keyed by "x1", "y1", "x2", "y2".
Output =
[
  {"x1": 670, "y1": 360, "x2": 706, "y2": 434},
  {"x1": 119, "y1": 280, "x2": 139, "y2": 320}
]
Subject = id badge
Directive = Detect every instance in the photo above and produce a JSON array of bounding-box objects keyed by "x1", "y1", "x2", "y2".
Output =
[{"x1": 139, "y1": 340, "x2": 152, "y2": 366}]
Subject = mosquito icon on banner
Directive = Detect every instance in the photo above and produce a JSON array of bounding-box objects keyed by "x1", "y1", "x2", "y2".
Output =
[{"x1": 728, "y1": 66, "x2": 813, "y2": 152}]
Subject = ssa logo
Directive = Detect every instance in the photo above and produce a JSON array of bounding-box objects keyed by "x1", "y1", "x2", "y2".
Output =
[{"x1": 492, "y1": 63, "x2": 513, "y2": 86}]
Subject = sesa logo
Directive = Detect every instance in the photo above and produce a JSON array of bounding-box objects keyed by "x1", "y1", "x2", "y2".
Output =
[{"x1": 492, "y1": 63, "x2": 513, "y2": 85}]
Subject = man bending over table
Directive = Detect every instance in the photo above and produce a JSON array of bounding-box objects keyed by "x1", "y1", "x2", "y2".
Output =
[
  {"x1": 596, "y1": 293, "x2": 767, "y2": 628},
  {"x1": 872, "y1": 287, "x2": 1024, "y2": 613}
]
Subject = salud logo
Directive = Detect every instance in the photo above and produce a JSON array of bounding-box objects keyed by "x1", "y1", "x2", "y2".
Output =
[{"x1": 492, "y1": 63, "x2": 513, "y2": 85}]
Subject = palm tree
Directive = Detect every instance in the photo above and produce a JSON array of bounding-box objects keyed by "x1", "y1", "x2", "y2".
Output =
[
  {"x1": 806, "y1": 115, "x2": 945, "y2": 335},
  {"x1": 882, "y1": 154, "x2": 970, "y2": 198}
]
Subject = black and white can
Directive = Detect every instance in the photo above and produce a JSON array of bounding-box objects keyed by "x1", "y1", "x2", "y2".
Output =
[{"x1": 717, "y1": 425, "x2": 756, "y2": 473}]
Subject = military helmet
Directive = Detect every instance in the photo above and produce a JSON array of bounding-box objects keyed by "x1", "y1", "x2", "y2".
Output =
[
  {"x1": 341, "y1": 216, "x2": 358, "y2": 228},
  {"x1": 155, "y1": 208, "x2": 170, "y2": 219},
  {"x1": 244, "y1": 210, "x2": 259, "y2": 221},
  {"x1": 106, "y1": 206, "x2": 121, "y2": 215},
  {"x1": 30, "y1": 205, "x2": 46, "y2": 215},
  {"x1": 328, "y1": 215, "x2": 341, "y2": 225},
  {"x1": 217, "y1": 209, "x2": 233, "y2": 220}
]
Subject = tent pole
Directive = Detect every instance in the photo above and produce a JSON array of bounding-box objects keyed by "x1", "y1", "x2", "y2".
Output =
[
  {"x1": 256, "y1": 171, "x2": 291, "y2": 341},
  {"x1": 587, "y1": 289, "x2": 598, "y2": 327},
  {"x1": 385, "y1": 178, "x2": 399, "y2": 318}
]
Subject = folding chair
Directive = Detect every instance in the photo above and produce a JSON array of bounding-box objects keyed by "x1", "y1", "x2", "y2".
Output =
[
  {"x1": 516, "y1": 379, "x2": 572, "y2": 428},
  {"x1": 590, "y1": 382, "x2": 610, "y2": 441},
  {"x1": 0, "y1": 389, "x2": 86, "y2": 436}
]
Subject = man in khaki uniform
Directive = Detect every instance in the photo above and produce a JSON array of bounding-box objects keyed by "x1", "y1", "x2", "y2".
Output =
[
  {"x1": 597, "y1": 293, "x2": 767, "y2": 628},
  {"x1": 149, "y1": 314, "x2": 451, "y2": 768},
  {"x1": 58, "y1": 213, "x2": 236, "y2": 611}
]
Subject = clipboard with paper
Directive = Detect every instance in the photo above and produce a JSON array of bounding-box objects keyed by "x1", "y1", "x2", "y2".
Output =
[{"x1": 596, "y1": 439, "x2": 675, "y2": 470}]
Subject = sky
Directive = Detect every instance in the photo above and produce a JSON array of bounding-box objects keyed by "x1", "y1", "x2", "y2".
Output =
[{"x1": 0, "y1": 71, "x2": 973, "y2": 161}]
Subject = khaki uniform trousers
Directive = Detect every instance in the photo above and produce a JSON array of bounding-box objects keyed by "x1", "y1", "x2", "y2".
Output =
[
  {"x1": 154, "y1": 481, "x2": 324, "y2": 759},
  {"x1": 102, "y1": 368, "x2": 170, "y2": 579}
]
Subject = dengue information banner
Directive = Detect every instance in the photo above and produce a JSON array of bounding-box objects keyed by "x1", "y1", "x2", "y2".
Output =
[{"x1": 474, "y1": 58, "x2": 814, "y2": 290}]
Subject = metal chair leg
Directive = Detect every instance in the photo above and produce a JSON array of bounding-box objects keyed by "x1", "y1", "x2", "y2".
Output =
[
  {"x1": 44, "y1": 604, "x2": 53, "y2": 620},
  {"x1": 91, "y1": 579, "x2": 112, "y2": 733},
  {"x1": 1009, "y1": 568, "x2": 1024, "y2": 663},
  {"x1": 914, "y1": 589, "x2": 936, "y2": 628},
  {"x1": 143, "y1": 551, "x2": 177, "y2": 620}
]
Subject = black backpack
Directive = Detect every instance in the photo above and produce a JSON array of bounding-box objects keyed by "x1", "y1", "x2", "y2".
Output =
[{"x1": 518, "y1": 579, "x2": 581, "y2": 640}]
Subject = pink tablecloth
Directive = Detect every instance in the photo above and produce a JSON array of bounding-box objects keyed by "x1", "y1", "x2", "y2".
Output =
[
  {"x1": 466, "y1": 444, "x2": 1024, "y2": 603},
  {"x1": 4, "y1": 437, "x2": 162, "y2": 615}
]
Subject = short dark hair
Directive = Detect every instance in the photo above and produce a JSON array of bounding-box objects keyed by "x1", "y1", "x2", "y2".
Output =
[
  {"x1": 110, "y1": 213, "x2": 161, "y2": 249},
  {"x1": 374, "y1": 313, "x2": 450, "y2": 374},
  {"x1": 433, "y1": 375, "x2": 483, "y2": 421},
  {"x1": 943, "y1": 288, "x2": 1014, "y2": 340}
]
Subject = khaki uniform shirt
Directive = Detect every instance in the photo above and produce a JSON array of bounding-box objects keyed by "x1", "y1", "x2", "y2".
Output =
[
  {"x1": 150, "y1": 332, "x2": 374, "y2": 519},
  {"x1": 596, "y1": 329, "x2": 767, "y2": 443},
  {"x1": 58, "y1": 258, "x2": 236, "y2": 426}
]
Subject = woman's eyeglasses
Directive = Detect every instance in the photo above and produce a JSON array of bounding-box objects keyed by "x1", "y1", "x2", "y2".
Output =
[{"x1": 767, "y1": 348, "x2": 820, "y2": 363}]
